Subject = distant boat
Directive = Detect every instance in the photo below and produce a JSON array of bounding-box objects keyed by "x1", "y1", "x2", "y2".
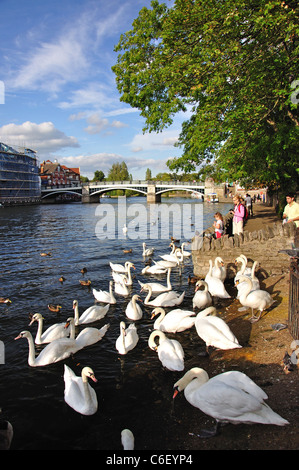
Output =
[
  {"x1": 191, "y1": 191, "x2": 203, "y2": 199},
  {"x1": 207, "y1": 193, "x2": 219, "y2": 203}
]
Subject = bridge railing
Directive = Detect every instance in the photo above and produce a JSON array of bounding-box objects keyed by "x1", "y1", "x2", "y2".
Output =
[{"x1": 86, "y1": 180, "x2": 205, "y2": 186}]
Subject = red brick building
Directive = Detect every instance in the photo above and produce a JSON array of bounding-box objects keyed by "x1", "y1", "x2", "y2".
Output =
[{"x1": 40, "y1": 160, "x2": 80, "y2": 187}]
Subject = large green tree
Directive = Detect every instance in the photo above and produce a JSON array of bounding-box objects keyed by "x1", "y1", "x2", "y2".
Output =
[
  {"x1": 107, "y1": 161, "x2": 130, "y2": 181},
  {"x1": 112, "y1": 0, "x2": 299, "y2": 191}
]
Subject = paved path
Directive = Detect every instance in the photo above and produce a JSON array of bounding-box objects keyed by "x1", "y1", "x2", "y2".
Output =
[{"x1": 244, "y1": 203, "x2": 280, "y2": 232}]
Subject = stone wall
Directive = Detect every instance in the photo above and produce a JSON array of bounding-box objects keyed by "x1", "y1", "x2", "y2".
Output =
[{"x1": 191, "y1": 214, "x2": 297, "y2": 279}]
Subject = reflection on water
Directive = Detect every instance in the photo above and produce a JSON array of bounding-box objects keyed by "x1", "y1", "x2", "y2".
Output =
[{"x1": 0, "y1": 197, "x2": 233, "y2": 449}]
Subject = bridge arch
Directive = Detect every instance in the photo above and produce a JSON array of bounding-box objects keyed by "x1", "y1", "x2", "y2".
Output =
[
  {"x1": 41, "y1": 190, "x2": 82, "y2": 199},
  {"x1": 89, "y1": 186, "x2": 148, "y2": 197},
  {"x1": 155, "y1": 187, "x2": 204, "y2": 199}
]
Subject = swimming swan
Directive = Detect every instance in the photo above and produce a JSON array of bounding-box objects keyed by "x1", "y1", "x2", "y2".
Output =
[
  {"x1": 173, "y1": 367, "x2": 288, "y2": 437},
  {"x1": 236, "y1": 276, "x2": 275, "y2": 322},
  {"x1": 116, "y1": 321, "x2": 139, "y2": 355},
  {"x1": 192, "y1": 281, "x2": 213, "y2": 310},
  {"x1": 151, "y1": 307, "x2": 196, "y2": 333},
  {"x1": 195, "y1": 306, "x2": 241, "y2": 352},
  {"x1": 180, "y1": 242, "x2": 191, "y2": 258},
  {"x1": 148, "y1": 330, "x2": 184, "y2": 371},
  {"x1": 141, "y1": 284, "x2": 185, "y2": 307},
  {"x1": 14, "y1": 330, "x2": 78, "y2": 367},
  {"x1": 125, "y1": 295, "x2": 143, "y2": 320},
  {"x1": 205, "y1": 260, "x2": 231, "y2": 299},
  {"x1": 29, "y1": 313, "x2": 70, "y2": 345},
  {"x1": 138, "y1": 267, "x2": 172, "y2": 293},
  {"x1": 141, "y1": 265, "x2": 167, "y2": 275},
  {"x1": 64, "y1": 365, "x2": 98, "y2": 415},
  {"x1": 109, "y1": 261, "x2": 132, "y2": 274},
  {"x1": 66, "y1": 317, "x2": 109, "y2": 350},
  {"x1": 93, "y1": 281, "x2": 116, "y2": 304},
  {"x1": 121, "y1": 429, "x2": 134, "y2": 450},
  {"x1": 73, "y1": 299, "x2": 109, "y2": 326},
  {"x1": 112, "y1": 262, "x2": 135, "y2": 286},
  {"x1": 142, "y1": 242, "x2": 155, "y2": 257}
]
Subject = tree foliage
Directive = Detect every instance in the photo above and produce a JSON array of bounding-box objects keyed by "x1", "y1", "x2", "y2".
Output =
[
  {"x1": 112, "y1": 0, "x2": 299, "y2": 191},
  {"x1": 107, "y1": 161, "x2": 130, "y2": 181}
]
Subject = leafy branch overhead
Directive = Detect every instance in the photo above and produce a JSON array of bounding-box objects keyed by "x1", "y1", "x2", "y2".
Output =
[{"x1": 112, "y1": 0, "x2": 299, "y2": 190}]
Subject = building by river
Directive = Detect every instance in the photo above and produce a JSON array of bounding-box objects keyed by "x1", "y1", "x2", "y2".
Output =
[{"x1": 0, "y1": 142, "x2": 41, "y2": 206}]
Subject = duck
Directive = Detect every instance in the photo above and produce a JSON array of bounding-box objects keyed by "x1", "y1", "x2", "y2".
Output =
[
  {"x1": 141, "y1": 265, "x2": 167, "y2": 275},
  {"x1": 121, "y1": 429, "x2": 134, "y2": 450},
  {"x1": 80, "y1": 267, "x2": 87, "y2": 275},
  {"x1": 109, "y1": 261, "x2": 132, "y2": 274},
  {"x1": 195, "y1": 306, "x2": 242, "y2": 353},
  {"x1": 48, "y1": 304, "x2": 62, "y2": 313},
  {"x1": 180, "y1": 242, "x2": 191, "y2": 258},
  {"x1": 236, "y1": 276, "x2": 275, "y2": 322},
  {"x1": 188, "y1": 275, "x2": 201, "y2": 284},
  {"x1": 79, "y1": 279, "x2": 91, "y2": 286},
  {"x1": 72, "y1": 299, "x2": 109, "y2": 325},
  {"x1": 148, "y1": 330, "x2": 184, "y2": 371},
  {"x1": 93, "y1": 281, "x2": 116, "y2": 304},
  {"x1": 0, "y1": 297, "x2": 11, "y2": 305},
  {"x1": 173, "y1": 367, "x2": 289, "y2": 437},
  {"x1": 138, "y1": 267, "x2": 172, "y2": 293},
  {"x1": 116, "y1": 321, "x2": 139, "y2": 355},
  {"x1": 123, "y1": 249, "x2": 132, "y2": 254},
  {"x1": 151, "y1": 307, "x2": 196, "y2": 333},
  {"x1": 204, "y1": 260, "x2": 231, "y2": 299},
  {"x1": 40, "y1": 252, "x2": 51, "y2": 257},
  {"x1": 142, "y1": 242, "x2": 155, "y2": 257},
  {"x1": 28, "y1": 313, "x2": 71, "y2": 345},
  {"x1": 192, "y1": 281, "x2": 213, "y2": 310},
  {"x1": 59, "y1": 276, "x2": 66, "y2": 284},
  {"x1": 212, "y1": 257, "x2": 226, "y2": 282},
  {"x1": 63, "y1": 365, "x2": 98, "y2": 416},
  {"x1": 141, "y1": 284, "x2": 185, "y2": 307},
  {"x1": 125, "y1": 295, "x2": 143, "y2": 321},
  {"x1": 14, "y1": 330, "x2": 78, "y2": 367}
]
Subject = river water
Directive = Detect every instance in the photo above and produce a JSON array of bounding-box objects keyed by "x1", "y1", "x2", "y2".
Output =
[{"x1": 0, "y1": 197, "x2": 233, "y2": 450}]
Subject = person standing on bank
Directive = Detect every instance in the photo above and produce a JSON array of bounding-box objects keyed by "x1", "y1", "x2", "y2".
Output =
[
  {"x1": 213, "y1": 212, "x2": 224, "y2": 238},
  {"x1": 232, "y1": 195, "x2": 245, "y2": 235},
  {"x1": 283, "y1": 192, "x2": 299, "y2": 228},
  {"x1": 245, "y1": 193, "x2": 253, "y2": 217}
]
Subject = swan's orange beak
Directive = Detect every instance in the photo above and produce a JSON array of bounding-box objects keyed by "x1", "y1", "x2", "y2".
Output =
[{"x1": 173, "y1": 388, "x2": 179, "y2": 399}]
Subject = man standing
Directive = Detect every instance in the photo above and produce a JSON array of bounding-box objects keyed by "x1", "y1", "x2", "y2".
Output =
[
  {"x1": 245, "y1": 193, "x2": 253, "y2": 217},
  {"x1": 283, "y1": 193, "x2": 299, "y2": 228}
]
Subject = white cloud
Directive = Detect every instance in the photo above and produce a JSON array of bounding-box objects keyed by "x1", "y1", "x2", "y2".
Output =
[
  {"x1": 0, "y1": 121, "x2": 79, "y2": 157},
  {"x1": 129, "y1": 130, "x2": 179, "y2": 152}
]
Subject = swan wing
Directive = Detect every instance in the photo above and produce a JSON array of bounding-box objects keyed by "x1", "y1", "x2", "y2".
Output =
[
  {"x1": 79, "y1": 304, "x2": 110, "y2": 324},
  {"x1": 41, "y1": 323, "x2": 69, "y2": 343},
  {"x1": 158, "y1": 339, "x2": 184, "y2": 371},
  {"x1": 76, "y1": 324, "x2": 109, "y2": 350},
  {"x1": 37, "y1": 338, "x2": 78, "y2": 365}
]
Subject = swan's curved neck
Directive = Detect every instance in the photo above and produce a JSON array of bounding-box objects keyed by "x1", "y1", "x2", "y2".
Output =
[
  {"x1": 74, "y1": 303, "x2": 80, "y2": 325},
  {"x1": 109, "y1": 283, "x2": 116, "y2": 302},
  {"x1": 35, "y1": 318, "x2": 44, "y2": 343},
  {"x1": 144, "y1": 287, "x2": 153, "y2": 304},
  {"x1": 166, "y1": 268, "x2": 172, "y2": 288},
  {"x1": 26, "y1": 334, "x2": 37, "y2": 366},
  {"x1": 154, "y1": 309, "x2": 165, "y2": 327},
  {"x1": 251, "y1": 261, "x2": 258, "y2": 280},
  {"x1": 149, "y1": 330, "x2": 165, "y2": 349}
]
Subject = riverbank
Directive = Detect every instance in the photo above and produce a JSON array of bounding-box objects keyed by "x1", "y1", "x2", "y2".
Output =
[{"x1": 173, "y1": 203, "x2": 299, "y2": 451}]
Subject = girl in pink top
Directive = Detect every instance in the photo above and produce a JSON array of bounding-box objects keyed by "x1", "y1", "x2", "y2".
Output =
[{"x1": 232, "y1": 195, "x2": 245, "y2": 234}]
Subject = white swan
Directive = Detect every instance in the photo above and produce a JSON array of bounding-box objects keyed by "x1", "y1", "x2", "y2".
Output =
[
  {"x1": 122, "y1": 224, "x2": 128, "y2": 235},
  {"x1": 14, "y1": 330, "x2": 78, "y2": 367},
  {"x1": 173, "y1": 367, "x2": 288, "y2": 437},
  {"x1": 236, "y1": 275, "x2": 275, "y2": 322},
  {"x1": 155, "y1": 249, "x2": 183, "y2": 268},
  {"x1": 141, "y1": 265, "x2": 167, "y2": 275},
  {"x1": 181, "y1": 242, "x2": 191, "y2": 258},
  {"x1": 142, "y1": 242, "x2": 155, "y2": 257},
  {"x1": 110, "y1": 261, "x2": 132, "y2": 274},
  {"x1": 234, "y1": 255, "x2": 252, "y2": 281},
  {"x1": 114, "y1": 277, "x2": 130, "y2": 296},
  {"x1": 195, "y1": 306, "x2": 241, "y2": 352},
  {"x1": 141, "y1": 284, "x2": 185, "y2": 307},
  {"x1": 116, "y1": 321, "x2": 139, "y2": 355},
  {"x1": 29, "y1": 313, "x2": 70, "y2": 345},
  {"x1": 236, "y1": 260, "x2": 260, "y2": 299},
  {"x1": 148, "y1": 330, "x2": 184, "y2": 371},
  {"x1": 121, "y1": 429, "x2": 134, "y2": 450},
  {"x1": 64, "y1": 365, "x2": 98, "y2": 415},
  {"x1": 73, "y1": 299, "x2": 109, "y2": 326},
  {"x1": 125, "y1": 295, "x2": 143, "y2": 321},
  {"x1": 205, "y1": 260, "x2": 231, "y2": 299},
  {"x1": 192, "y1": 281, "x2": 213, "y2": 310},
  {"x1": 151, "y1": 307, "x2": 195, "y2": 333},
  {"x1": 112, "y1": 262, "x2": 135, "y2": 286},
  {"x1": 212, "y1": 257, "x2": 226, "y2": 282},
  {"x1": 93, "y1": 281, "x2": 116, "y2": 304},
  {"x1": 66, "y1": 317, "x2": 109, "y2": 350},
  {"x1": 138, "y1": 267, "x2": 172, "y2": 293}
]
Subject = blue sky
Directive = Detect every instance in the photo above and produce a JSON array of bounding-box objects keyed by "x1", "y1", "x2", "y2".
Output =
[{"x1": 0, "y1": 0, "x2": 187, "y2": 180}]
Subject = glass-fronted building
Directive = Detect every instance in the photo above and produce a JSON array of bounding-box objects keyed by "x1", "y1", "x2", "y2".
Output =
[{"x1": 0, "y1": 142, "x2": 41, "y2": 206}]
